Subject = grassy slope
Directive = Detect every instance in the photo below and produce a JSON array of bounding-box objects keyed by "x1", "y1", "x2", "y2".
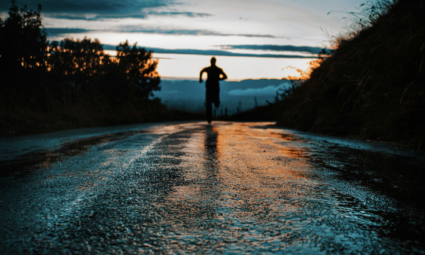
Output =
[{"x1": 276, "y1": 0, "x2": 425, "y2": 149}]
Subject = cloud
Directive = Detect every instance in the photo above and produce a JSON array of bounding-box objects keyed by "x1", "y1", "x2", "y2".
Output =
[
  {"x1": 1, "y1": 0, "x2": 211, "y2": 21},
  {"x1": 0, "y1": 0, "x2": 171, "y2": 17},
  {"x1": 147, "y1": 11, "x2": 212, "y2": 18},
  {"x1": 228, "y1": 82, "x2": 291, "y2": 96},
  {"x1": 41, "y1": 31, "x2": 319, "y2": 58},
  {"x1": 45, "y1": 28, "x2": 91, "y2": 37},
  {"x1": 44, "y1": 14, "x2": 147, "y2": 20},
  {"x1": 44, "y1": 26, "x2": 276, "y2": 39},
  {"x1": 45, "y1": 14, "x2": 106, "y2": 20},
  {"x1": 102, "y1": 45, "x2": 317, "y2": 59},
  {"x1": 221, "y1": 45, "x2": 332, "y2": 54},
  {"x1": 113, "y1": 26, "x2": 276, "y2": 37},
  {"x1": 45, "y1": 11, "x2": 211, "y2": 21}
]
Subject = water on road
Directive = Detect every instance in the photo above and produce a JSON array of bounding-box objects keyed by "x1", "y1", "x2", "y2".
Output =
[{"x1": 0, "y1": 122, "x2": 424, "y2": 254}]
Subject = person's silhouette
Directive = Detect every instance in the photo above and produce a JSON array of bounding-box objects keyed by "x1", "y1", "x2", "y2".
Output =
[{"x1": 199, "y1": 57, "x2": 228, "y2": 124}]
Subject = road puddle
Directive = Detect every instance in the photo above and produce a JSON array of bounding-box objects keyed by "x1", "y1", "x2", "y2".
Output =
[
  {"x1": 1, "y1": 122, "x2": 424, "y2": 254},
  {"x1": 145, "y1": 122, "x2": 425, "y2": 253}
]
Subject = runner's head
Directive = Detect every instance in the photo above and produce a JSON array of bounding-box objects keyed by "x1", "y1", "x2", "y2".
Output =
[{"x1": 210, "y1": 57, "x2": 217, "y2": 65}]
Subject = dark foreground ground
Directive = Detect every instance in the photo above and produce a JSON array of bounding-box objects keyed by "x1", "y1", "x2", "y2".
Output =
[{"x1": 0, "y1": 122, "x2": 424, "y2": 254}]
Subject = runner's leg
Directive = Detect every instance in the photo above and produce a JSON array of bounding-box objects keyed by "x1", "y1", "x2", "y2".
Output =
[{"x1": 206, "y1": 100, "x2": 212, "y2": 124}]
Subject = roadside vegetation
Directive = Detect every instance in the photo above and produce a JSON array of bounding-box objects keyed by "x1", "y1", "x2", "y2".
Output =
[
  {"x1": 275, "y1": 0, "x2": 425, "y2": 149},
  {"x1": 0, "y1": 1, "x2": 201, "y2": 136}
]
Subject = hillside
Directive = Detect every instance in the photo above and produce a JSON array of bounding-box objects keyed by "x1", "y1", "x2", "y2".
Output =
[
  {"x1": 276, "y1": 0, "x2": 425, "y2": 149},
  {"x1": 154, "y1": 79, "x2": 290, "y2": 115}
]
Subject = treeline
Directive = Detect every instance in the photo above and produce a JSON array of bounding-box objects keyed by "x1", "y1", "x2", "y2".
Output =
[
  {"x1": 0, "y1": 1, "x2": 185, "y2": 136},
  {"x1": 0, "y1": 1, "x2": 160, "y2": 99},
  {"x1": 276, "y1": 0, "x2": 425, "y2": 149}
]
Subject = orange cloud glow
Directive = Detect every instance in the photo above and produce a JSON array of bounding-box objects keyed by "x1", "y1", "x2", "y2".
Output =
[{"x1": 282, "y1": 58, "x2": 324, "y2": 80}]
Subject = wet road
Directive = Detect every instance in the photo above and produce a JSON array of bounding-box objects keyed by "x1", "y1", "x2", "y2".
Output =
[{"x1": 1, "y1": 122, "x2": 425, "y2": 254}]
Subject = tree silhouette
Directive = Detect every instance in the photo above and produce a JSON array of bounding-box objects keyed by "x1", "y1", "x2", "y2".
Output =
[
  {"x1": 47, "y1": 38, "x2": 106, "y2": 94},
  {"x1": 0, "y1": 0, "x2": 47, "y2": 91},
  {"x1": 116, "y1": 41, "x2": 161, "y2": 99},
  {"x1": 0, "y1": 0, "x2": 164, "y2": 127}
]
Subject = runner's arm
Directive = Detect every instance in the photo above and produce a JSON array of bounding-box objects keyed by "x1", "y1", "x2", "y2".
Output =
[
  {"x1": 199, "y1": 68, "x2": 206, "y2": 83},
  {"x1": 220, "y1": 69, "x2": 228, "y2": 80}
]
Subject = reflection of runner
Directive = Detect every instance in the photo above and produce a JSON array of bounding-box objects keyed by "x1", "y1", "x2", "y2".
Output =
[{"x1": 199, "y1": 57, "x2": 228, "y2": 124}]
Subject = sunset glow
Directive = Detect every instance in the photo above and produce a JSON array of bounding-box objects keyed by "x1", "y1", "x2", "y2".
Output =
[
  {"x1": 0, "y1": 0, "x2": 365, "y2": 79},
  {"x1": 154, "y1": 53, "x2": 314, "y2": 80}
]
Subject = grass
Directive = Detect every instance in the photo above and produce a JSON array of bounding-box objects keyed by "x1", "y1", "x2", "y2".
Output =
[
  {"x1": 275, "y1": 0, "x2": 425, "y2": 150},
  {"x1": 0, "y1": 91, "x2": 203, "y2": 137}
]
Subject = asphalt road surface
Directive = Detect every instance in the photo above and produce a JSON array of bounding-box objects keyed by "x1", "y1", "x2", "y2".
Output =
[{"x1": 1, "y1": 122, "x2": 424, "y2": 254}]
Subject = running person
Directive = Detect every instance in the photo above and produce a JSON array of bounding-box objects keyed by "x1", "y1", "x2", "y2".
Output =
[{"x1": 199, "y1": 57, "x2": 228, "y2": 124}]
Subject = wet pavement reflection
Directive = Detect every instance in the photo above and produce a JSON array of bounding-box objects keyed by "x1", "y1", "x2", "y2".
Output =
[{"x1": 0, "y1": 122, "x2": 424, "y2": 254}]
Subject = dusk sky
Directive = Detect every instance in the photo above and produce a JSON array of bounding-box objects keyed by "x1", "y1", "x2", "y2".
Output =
[{"x1": 1, "y1": 0, "x2": 365, "y2": 80}]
